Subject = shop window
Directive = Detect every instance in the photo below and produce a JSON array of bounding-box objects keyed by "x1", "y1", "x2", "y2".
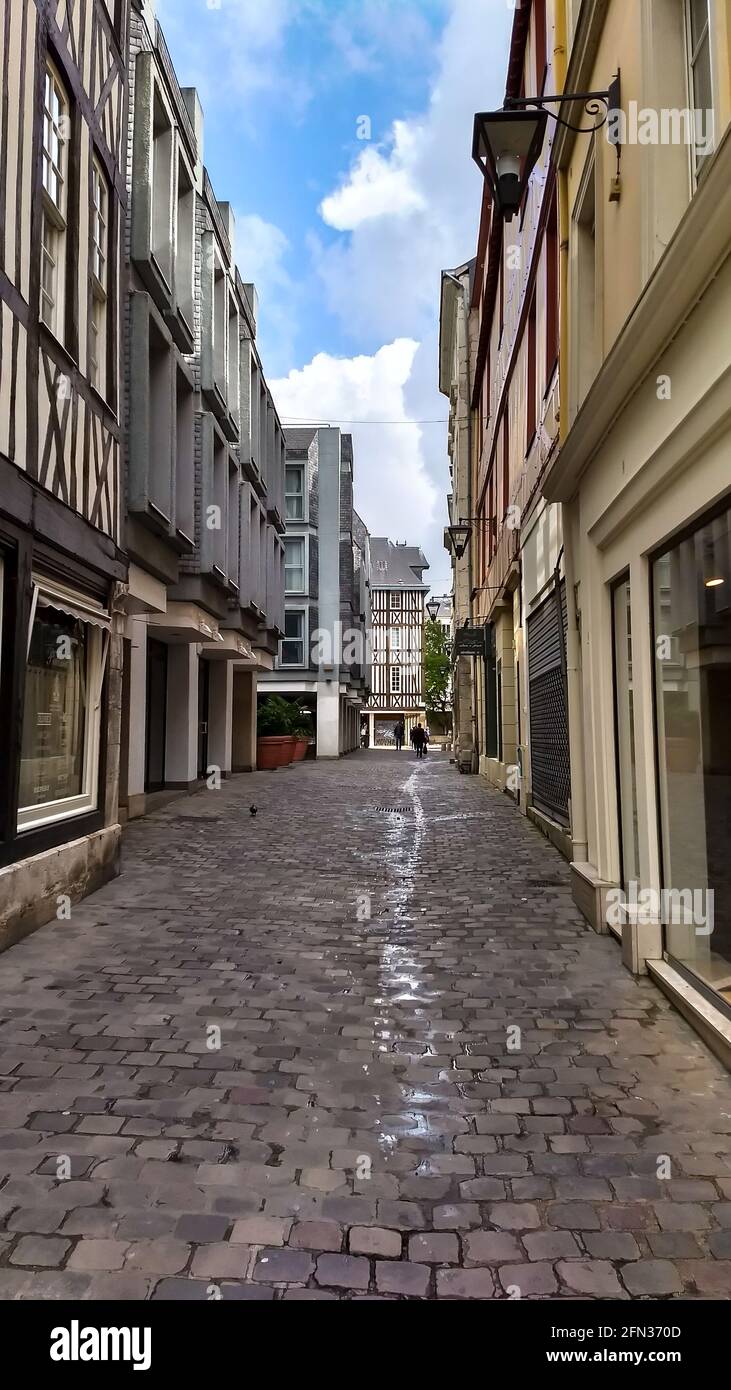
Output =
[
  {"x1": 612, "y1": 576, "x2": 640, "y2": 887},
  {"x1": 652, "y1": 504, "x2": 731, "y2": 1006},
  {"x1": 281, "y1": 609, "x2": 306, "y2": 667},
  {"x1": 18, "y1": 580, "x2": 109, "y2": 831}
]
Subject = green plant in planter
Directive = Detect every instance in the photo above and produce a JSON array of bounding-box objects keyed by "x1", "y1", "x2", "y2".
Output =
[
  {"x1": 291, "y1": 707, "x2": 313, "y2": 739},
  {"x1": 257, "y1": 696, "x2": 297, "y2": 737}
]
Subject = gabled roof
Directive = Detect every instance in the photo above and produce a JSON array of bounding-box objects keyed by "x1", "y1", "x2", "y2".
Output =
[{"x1": 369, "y1": 537, "x2": 430, "y2": 590}]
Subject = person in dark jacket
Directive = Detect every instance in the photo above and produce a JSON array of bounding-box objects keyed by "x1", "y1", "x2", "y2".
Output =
[
  {"x1": 394, "y1": 719, "x2": 405, "y2": 751},
  {"x1": 410, "y1": 722, "x2": 427, "y2": 759}
]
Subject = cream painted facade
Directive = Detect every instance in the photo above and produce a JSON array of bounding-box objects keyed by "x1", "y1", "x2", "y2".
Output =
[{"x1": 543, "y1": 0, "x2": 731, "y2": 1056}]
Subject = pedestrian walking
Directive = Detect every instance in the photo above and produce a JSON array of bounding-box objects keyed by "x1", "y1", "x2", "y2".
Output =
[
  {"x1": 393, "y1": 719, "x2": 405, "y2": 751},
  {"x1": 411, "y1": 721, "x2": 427, "y2": 759},
  {"x1": 424, "y1": 723, "x2": 430, "y2": 756}
]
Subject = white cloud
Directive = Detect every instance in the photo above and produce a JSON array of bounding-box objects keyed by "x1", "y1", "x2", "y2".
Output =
[
  {"x1": 319, "y1": 123, "x2": 426, "y2": 230},
  {"x1": 271, "y1": 339, "x2": 439, "y2": 543}
]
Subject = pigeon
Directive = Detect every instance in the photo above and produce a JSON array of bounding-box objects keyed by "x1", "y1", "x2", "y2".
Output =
[{"x1": 250, "y1": 806, "x2": 258, "y2": 816}]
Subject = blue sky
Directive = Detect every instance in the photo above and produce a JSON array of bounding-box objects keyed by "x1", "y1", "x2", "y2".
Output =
[{"x1": 156, "y1": 0, "x2": 513, "y2": 593}]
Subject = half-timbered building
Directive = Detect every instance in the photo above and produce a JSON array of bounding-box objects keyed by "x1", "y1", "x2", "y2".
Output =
[
  {"x1": 0, "y1": 0, "x2": 129, "y2": 945},
  {"x1": 367, "y1": 539, "x2": 428, "y2": 747}
]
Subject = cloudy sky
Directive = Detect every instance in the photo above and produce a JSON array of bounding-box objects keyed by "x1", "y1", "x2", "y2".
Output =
[{"x1": 157, "y1": 0, "x2": 513, "y2": 594}]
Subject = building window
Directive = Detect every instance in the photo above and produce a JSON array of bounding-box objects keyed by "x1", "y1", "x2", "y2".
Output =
[
  {"x1": 285, "y1": 465, "x2": 305, "y2": 520},
  {"x1": 545, "y1": 189, "x2": 559, "y2": 380},
  {"x1": 281, "y1": 609, "x2": 306, "y2": 666},
  {"x1": 284, "y1": 537, "x2": 305, "y2": 593},
  {"x1": 573, "y1": 150, "x2": 598, "y2": 412},
  {"x1": 390, "y1": 665, "x2": 401, "y2": 694},
  {"x1": 90, "y1": 158, "x2": 109, "y2": 396},
  {"x1": 41, "y1": 63, "x2": 69, "y2": 337},
  {"x1": 18, "y1": 580, "x2": 108, "y2": 831},
  {"x1": 526, "y1": 290, "x2": 537, "y2": 452},
  {"x1": 534, "y1": 0, "x2": 547, "y2": 95},
  {"x1": 151, "y1": 89, "x2": 173, "y2": 287},
  {"x1": 685, "y1": 0, "x2": 714, "y2": 180},
  {"x1": 390, "y1": 591, "x2": 401, "y2": 610},
  {"x1": 390, "y1": 627, "x2": 401, "y2": 652}
]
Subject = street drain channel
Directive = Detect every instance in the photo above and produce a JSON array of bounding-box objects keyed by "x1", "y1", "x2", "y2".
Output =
[{"x1": 375, "y1": 806, "x2": 411, "y2": 814}]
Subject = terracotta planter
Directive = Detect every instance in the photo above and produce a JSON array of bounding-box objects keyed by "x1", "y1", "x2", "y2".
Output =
[
  {"x1": 257, "y1": 735, "x2": 295, "y2": 770},
  {"x1": 292, "y1": 737, "x2": 310, "y2": 762}
]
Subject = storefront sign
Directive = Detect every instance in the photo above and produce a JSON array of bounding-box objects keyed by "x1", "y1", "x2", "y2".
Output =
[{"x1": 453, "y1": 625, "x2": 487, "y2": 657}]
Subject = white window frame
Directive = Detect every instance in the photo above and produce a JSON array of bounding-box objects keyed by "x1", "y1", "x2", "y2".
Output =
[
  {"x1": 285, "y1": 463, "x2": 305, "y2": 521},
  {"x1": 390, "y1": 627, "x2": 402, "y2": 651},
  {"x1": 390, "y1": 665, "x2": 401, "y2": 694},
  {"x1": 41, "y1": 61, "x2": 69, "y2": 339},
  {"x1": 17, "y1": 577, "x2": 110, "y2": 832},
  {"x1": 280, "y1": 607, "x2": 307, "y2": 668},
  {"x1": 390, "y1": 591, "x2": 402, "y2": 610},
  {"x1": 684, "y1": 0, "x2": 715, "y2": 183},
  {"x1": 284, "y1": 534, "x2": 306, "y2": 594},
  {"x1": 90, "y1": 156, "x2": 109, "y2": 396}
]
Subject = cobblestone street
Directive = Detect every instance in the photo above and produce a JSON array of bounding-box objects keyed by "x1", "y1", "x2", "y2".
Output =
[{"x1": 1, "y1": 750, "x2": 730, "y2": 1301}]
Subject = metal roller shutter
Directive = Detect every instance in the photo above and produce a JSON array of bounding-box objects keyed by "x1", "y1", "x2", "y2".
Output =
[{"x1": 527, "y1": 582, "x2": 571, "y2": 825}]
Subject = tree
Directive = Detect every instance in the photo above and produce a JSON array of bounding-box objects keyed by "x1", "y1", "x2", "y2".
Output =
[{"x1": 424, "y1": 618, "x2": 451, "y2": 719}]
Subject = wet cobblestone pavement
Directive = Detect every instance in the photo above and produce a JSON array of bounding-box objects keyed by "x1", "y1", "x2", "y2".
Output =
[{"x1": 1, "y1": 750, "x2": 730, "y2": 1300}]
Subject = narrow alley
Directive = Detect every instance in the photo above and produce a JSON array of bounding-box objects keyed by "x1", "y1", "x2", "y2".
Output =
[{"x1": 0, "y1": 753, "x2": 729, "y2": 1301}]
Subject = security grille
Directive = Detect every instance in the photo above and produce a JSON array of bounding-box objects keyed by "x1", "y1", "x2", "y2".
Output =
[{"x1": 527, "y1": 583, "x2": 571, "y2": 826}]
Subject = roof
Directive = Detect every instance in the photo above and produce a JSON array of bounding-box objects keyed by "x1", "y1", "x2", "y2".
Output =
[{"x1": 369, "y1": 537, "x2": 430, "y2": 590}]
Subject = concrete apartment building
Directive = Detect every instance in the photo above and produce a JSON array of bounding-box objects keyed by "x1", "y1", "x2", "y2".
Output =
[
  {"x1": 119, "y1": 0, "x2": 285, "y2": 817},
  {"x1": 367, "y1": 539, "x2": 429, "y2": 747},
  {"x1": 539, "y1": 0, "x2": 731, "y2": 1054},
  {"x1": 0, "y1": 0, "x2": 129, "y2": 944},
  {"x1": 259, "y1": 427, "x2": 370, "y2": 757}
]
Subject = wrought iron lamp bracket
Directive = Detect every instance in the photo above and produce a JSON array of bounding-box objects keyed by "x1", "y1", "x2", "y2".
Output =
[{"x1": 504, "y1": 74, "x2": 620, "y2": 136}]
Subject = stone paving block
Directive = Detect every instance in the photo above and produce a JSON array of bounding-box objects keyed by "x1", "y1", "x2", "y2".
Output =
[
  {"x1": 556, "y1": 1259, "x2": 625, "y2": 1298},
  {"x1": 315, "y1": 1254, "x2": 369, "y2": 1290},
  {"x1": 289, "y1": 1220, "x2": 343, "y2": 1252},
  {"x1": 463, "y1": 1231, "x2": 522, "y2": 1265},
  {"x1": 499, "y1": 1262, "x2": 558, "y2": 1297},
  {"x1": 9, "y1": 1235, "x2": 70, "y2": 1267},
  {"x1": 436, "y1": 1267, "x2": 495, "y2": 1299},
  {"x1": 376, "y1": 1261, "x2": 430, "y2": 1297},
  {"x1": 408, "y1": 1233, "x2": 459, "y2": 1264},
  {"x1": 621, "y1": 1260, "x2": 683, "y2": 1296},
  {"x1": 349, "y1": 1226, "x2": 401, "y2": 1258}
]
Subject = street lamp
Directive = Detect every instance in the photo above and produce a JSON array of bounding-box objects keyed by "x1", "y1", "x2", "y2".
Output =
[
  {"x1": 472, "y1": 109, "x2": 548, "y2": 220},
  {"x1": 473, "y1": 75, "x2": 620, "y2": 221},
  {"x1": 446, "y1": 523, "x2": 471, "y2": 560},
  {"x1": 426, "y1": 597, "x2": 441, "y2": 622}
]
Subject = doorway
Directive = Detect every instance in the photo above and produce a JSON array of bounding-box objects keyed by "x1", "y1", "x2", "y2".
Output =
[
  {"x1": 145, "y1": 637, "x2": 168, "y2": 791},
  {"x1": 197, "y1": 657, "x2": 210, "y2": 778}
]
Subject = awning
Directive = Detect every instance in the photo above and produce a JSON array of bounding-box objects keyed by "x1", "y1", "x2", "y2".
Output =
[{"x1": 32, "y1": 576, "x2": 112, "y2": 631}]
